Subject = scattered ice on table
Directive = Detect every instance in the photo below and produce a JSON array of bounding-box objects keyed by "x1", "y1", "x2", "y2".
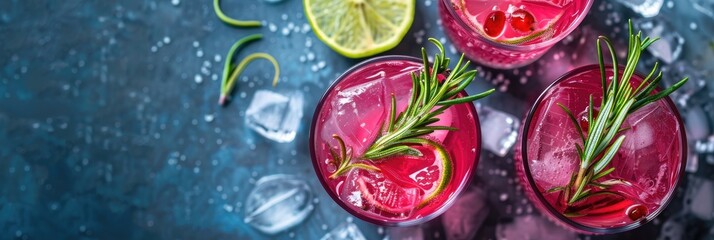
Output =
[
  {"x1": 194, "y1": 74, "x2": 203, "y2": 84},
  {"x1": 633, "y1": 18, "x2": 684, "y2": 64},
  {"x1": 685, "y1": 176, "x2": 714, "y2": 220},
  {"x1": 476, "y1": 103, "x2": 519, "y2": 157},
  {"x1": 245, "y1": 90, "x2": 304, "y2": 142},
  {"x1": 386, "y1": 226, "x2": 423, "y2": 240},
  {"x1": 613, "y1": 0, "x2": 663, "y2": 17},
  {"x1": 442, "y1": 187, "x2": 489, "y2": 240},
  {"x1": 684, "y1": 106, "x2": 710, "y2": 140},
  {"x1": 163, "y1": 36, "x2": 171, "y2": 44},
  {"x1": 658, "y1": 214, "x2": 686, "y2": 240},
  {"x1": 244, "y1": 174, "x2": 314, "y2": 234},
  {"x1": 321, "y1": 223, "x2": 366, "y2": 240},
  {"x1": 269, "y1": 23, "x2": 277, "y2": 32},
  {"x1": 695, "y1": 138, "x2": 714, "y2": 154},
  {"x1": 496, "y1": 215, "x2": 576, "y2": 240},
  {"x1": 689, "y1": 0, "x2": 714, "y2": 20},
  {"x1": 171, "y1": 0, "x2": 180, "y2": 6}
]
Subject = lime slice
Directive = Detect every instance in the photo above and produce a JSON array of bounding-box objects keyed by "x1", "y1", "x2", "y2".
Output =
[
  {"x1": 362, "y1": 139, "x2": 453, "y2": 212},
  {"x1": 413, "y1": 139, "x2": 452, "y2": 208},
  {"x1": 304, "y1": 0, "x2": 415, "y2": 58}
]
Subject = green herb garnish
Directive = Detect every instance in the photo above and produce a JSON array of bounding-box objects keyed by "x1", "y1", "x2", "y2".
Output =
[
  {"x1": 329, "y1": 38, "x2": 495, "y2": 179},
  {"x1": 219, "y1": 34, "x2": 280, "y2": 105},
  {"x1": 549, "y1": 20, "x2": 688, "y2": 208},
  {"x1": 213, "y1": 0, "x2": 261, "y2": 27}
]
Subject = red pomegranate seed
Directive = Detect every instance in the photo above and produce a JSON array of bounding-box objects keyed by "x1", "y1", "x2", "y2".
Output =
[
  {"x1": 626, "y1": 204, "x2": 648, "y2": 221},
  {"x1": 483, "y1": 11, "x2": 506, "y2": 37},
  {"x1": 510, "y1": 9, "x2": 535, "y2": 32}
]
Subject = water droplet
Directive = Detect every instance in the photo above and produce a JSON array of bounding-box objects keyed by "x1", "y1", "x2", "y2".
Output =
[
  {"x1": 163, "y1": 36, "x2": 171, "y2": 44},
  {"x1": 172, "y1": 0, "x2": 180, "y2": 5}
]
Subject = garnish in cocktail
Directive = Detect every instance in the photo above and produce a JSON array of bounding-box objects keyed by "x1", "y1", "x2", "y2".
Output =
[
  {"x1": 516, "y1": 21, "x2": 687, "y2": 233},
  {"x1": 439, "y1": 0, "x2": 593, "y2": 69},
  {"x1": 310, "y1": 39, "x2": 494, "y2": 225}
]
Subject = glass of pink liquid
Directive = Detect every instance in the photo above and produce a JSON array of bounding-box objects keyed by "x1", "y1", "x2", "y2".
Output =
[
  {"x1": 438, "y1": 0, "x2": 594, "y2": 69},
  {"x1": 514, "y1": 65, "x2": 687, "y2": 234},
  {"x1": 309, "y1": 56, "x2": 481, "y2": 226}
]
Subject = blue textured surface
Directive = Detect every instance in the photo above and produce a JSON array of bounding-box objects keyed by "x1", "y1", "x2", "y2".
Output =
[{"x1": 1, "y1": 0, "x2": 714, "y2": 239}]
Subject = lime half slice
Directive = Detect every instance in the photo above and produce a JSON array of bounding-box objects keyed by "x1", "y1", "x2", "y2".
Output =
[{"x1": 304, "y1": 0, "x2": 415, "y2": 58}]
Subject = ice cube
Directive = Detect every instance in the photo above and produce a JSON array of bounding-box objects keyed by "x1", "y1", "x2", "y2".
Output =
[
  {"x1": 685, "y1": 176, "x2": 714, "y2": 221},
  {"x1": 244, "y1": 174, "x2": 314, "y2": 234},
  {"x1": 496, "y1": 215, "x2": 576, "y2": 240},
  {"x1": 245, "y1": 90, "x2": 304, "y2": 143},
  {"x1": 328, "y1": 79, "x2": 386, "y2": 153},
  {"x1": 386, "y1": 226, "x2": 423, "y2": 240},
  {"x1": 657, "y1": 214, "x2": 687, "y2": 240},
  {"x1": 321, "y1": 222, "x2": 366, "y2": 240},
  {"x1": 684, "y1": 106, "x2": 711, "y2": 141},
  {"x1": 695, "y1": 139, "x2": 714, "y2": 154},
  {"x1": 442, "y1": 187, "x2": 489, "y2": 240},
  {"x1": 633, "y1": 17, "x2": 684, "y2": 64},
  {"x1": 614, "y1": 0, "x2": 663, "y2": 17},
  {"x1": 339, "y1": 169, "x2": 421, "y2": 219},
  {"x1": 689, "y1": 0, "x2": 714, "y2": 20},
  {"x1": 476, "y1": 103, "x2": 519, "y2": 157}
]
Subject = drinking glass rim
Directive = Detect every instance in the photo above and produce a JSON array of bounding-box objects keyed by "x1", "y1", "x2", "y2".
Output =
[
  {"x1": 308, "y1": 55, "x2": 482, "y2": 226},
  {"x1": 518, "y1": 64, "x2": 688, "y2": 234},
  {"x1": 440, "y1": 0, "x2": 595, "y2": 51}
]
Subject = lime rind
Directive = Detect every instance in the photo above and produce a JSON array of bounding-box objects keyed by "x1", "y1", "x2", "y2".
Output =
[
  {"x1": 304, "y1": 0, "x2": 415, "y2": 58},
  {"x1": 415, "y1": 139, "x2": 452, "y2": 209}
]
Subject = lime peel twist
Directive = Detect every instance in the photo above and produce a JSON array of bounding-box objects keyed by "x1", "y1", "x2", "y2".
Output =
[{"x1": 219, "y1": 34, "x2": 280, "y2": 105}]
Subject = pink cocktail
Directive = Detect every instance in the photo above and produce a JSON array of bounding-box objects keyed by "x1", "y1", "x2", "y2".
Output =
[
  {"x1": 309, "y1": 56, "x2": 481, "y2": 225},
  {"x1": 438, "y1": 0, "x2": 593, "y2": 69},
  {"x1": 514, "y1": 65, "x2": 687, "y2": 234}
]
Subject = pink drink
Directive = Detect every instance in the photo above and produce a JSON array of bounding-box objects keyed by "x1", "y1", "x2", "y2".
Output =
[
  {"x1": 310, "y1": 56, "x2": 481, "y2": 225},
  {"x1": 515, "y1": 65, "x2": 687, "y2": 234},
  {"x1": 438, "y1": 0, "x2": 593, "y2": 69}
]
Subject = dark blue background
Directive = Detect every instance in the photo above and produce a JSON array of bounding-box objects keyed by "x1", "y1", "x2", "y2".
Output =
[{"x1": 1, "y1": 0, "x2": 713, "y2": 239}]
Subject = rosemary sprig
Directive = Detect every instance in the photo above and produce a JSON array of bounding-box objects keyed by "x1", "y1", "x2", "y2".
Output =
[
  {"x1": 550, "y1": 20, "x2": 688, "y2": 207},
  {"x1": 329, "y1": 38, "x2": 494, "y2": 179}
]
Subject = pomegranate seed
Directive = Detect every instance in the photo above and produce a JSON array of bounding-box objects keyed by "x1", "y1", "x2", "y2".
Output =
[
  {"x1": 483, "y1": 11, "x2": 506, "y2": 37},
  {"x1": 510, "y1": 9, "x2": 535, "y2": 32},
  {"x1": 626, "y1": 204, "x2": 648, "y2": 221},
  {"x1": 579, "y1": 115, "x2": 589, "y2": 132}
]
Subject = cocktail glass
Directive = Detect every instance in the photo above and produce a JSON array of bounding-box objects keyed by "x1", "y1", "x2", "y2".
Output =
[
  {"x1": 514, "y1": 65, "x2": 687, "y2": 234},
  {"x1": 438, "y1": 0, "x2": 594, "y2": 69},
  {"x1": 309, "y1": 56, "x2": 481, "y2": 226}
]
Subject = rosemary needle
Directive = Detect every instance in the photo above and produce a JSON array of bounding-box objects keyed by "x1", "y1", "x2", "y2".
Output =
[
  {"x1": 213, "y1": 0, "x2": 262, "y2": 27},
  {"x1": 219, "y1": 34, "x2": 280, "y2": 105}
]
